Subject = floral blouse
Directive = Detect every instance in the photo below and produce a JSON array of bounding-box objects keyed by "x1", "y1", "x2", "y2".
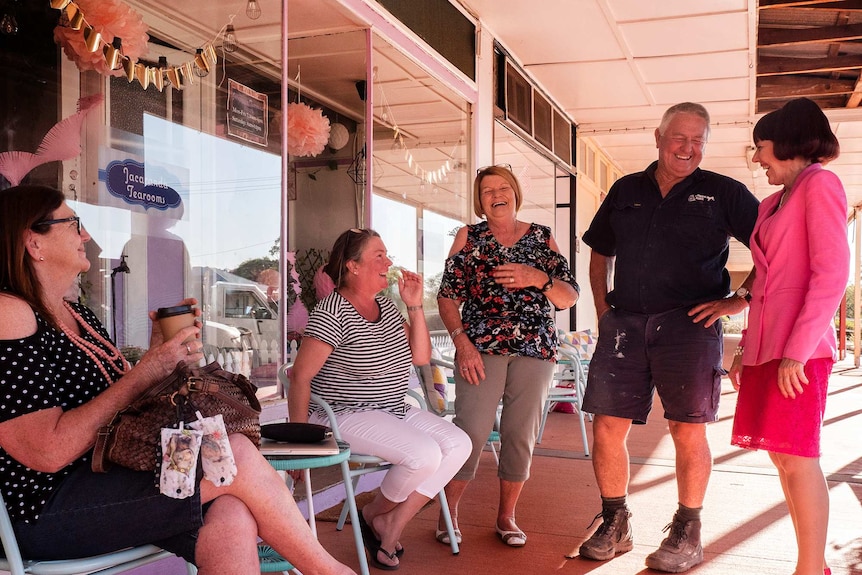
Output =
[{"x1": 438, "y1": 221, "x2": 578, "y2": 361}]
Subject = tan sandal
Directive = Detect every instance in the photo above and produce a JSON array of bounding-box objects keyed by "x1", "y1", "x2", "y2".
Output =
[
  {"x1": 435, "y1": 527, "x2": 462, "y2": 545},
  {"x1": 495, "y1": 524, "x2": 527, "y2": 547}
]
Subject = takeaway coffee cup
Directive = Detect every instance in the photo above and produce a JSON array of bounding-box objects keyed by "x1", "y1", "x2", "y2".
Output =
[{"x1": 156, "y1": 304, "x2": 196, "y2": 342}]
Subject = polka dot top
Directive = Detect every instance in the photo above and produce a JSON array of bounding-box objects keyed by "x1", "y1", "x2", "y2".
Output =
[{"x1": 0, "y1": 303, "x2": 120, "y2": 523}]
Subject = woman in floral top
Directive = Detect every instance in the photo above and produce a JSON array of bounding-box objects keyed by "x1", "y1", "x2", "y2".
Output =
[{"x1": 436, "y1": 165, "x2": 579, "y2": 548}]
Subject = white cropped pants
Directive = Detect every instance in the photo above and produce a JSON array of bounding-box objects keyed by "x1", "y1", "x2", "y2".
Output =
[{"x1": 310, "y1": 405, "x2": 471, "y2": 502}]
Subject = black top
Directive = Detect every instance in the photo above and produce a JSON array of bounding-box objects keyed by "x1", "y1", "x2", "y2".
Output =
[
  {"x1": 582, "y1": 162, "x2": 759, "y2": 314},
  {"x1": 0, "y1": 303, "x2": 118, "y2": 522}
]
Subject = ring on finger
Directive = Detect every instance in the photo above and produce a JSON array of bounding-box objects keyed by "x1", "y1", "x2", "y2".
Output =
[{"x1": 186, "y1": 343, "x2": 192, "y2": 354}]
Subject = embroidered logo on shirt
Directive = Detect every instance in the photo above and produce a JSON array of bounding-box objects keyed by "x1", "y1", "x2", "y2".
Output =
[{"x1": 688, "y1": 194, "x2": 715, "y2": 202}]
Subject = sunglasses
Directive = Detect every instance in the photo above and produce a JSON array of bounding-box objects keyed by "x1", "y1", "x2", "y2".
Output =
[
  {"x1": 32, "y1": 216, "x2": 82, "y2": 235},
  {"x1": 476, "y1": 163, "x2": 513, "y2": 176},
  {"x1": 335, "y1": 228, "x2": 372, "y2": 286}
]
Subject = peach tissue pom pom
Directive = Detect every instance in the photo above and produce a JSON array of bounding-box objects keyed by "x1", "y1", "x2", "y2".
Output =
[
  {"x1": 287, "y1": 102, "x2": 331, "y2": 157},
  {"x1": 54, "y1": 0, "x2": 149, "y2": 77}
]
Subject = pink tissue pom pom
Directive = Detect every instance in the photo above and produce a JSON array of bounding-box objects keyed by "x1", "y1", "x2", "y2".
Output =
[
  {"x1": 54, "y1": 0, "x2": 150, "y2": 78},
  {"x1": 313, "y1": 265, "x2": 336, "y2": 300},
  {"x1": 287, "y1": 102, "x2": 330, "y2": 157},
  {"x1": 286, "y1": 300, "x2": 309, "y2": 334}
]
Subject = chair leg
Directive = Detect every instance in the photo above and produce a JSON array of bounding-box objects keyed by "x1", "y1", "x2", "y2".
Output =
[
  {"x1": 536, "y1": 399, "x2": 551, "y2": 444},
  {"x1": 340, "y1": 461, "x2": 371, "y2": 575},
  {"x1": 436, "y1": 489, "x2": 459, "y2": 555},
  {"x1": 576, "y1": 406, "x2": 590, "y2": 457},
  {"x1": 336, "y1": 473, "x2": 362, "y2": 531}
]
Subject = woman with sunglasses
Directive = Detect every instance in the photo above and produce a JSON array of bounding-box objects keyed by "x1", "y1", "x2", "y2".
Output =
[
  {"x1": 0, "y1": 185, "x2": 355, "y2": 575},
  {"x1": 289, "y1": 228, "x2": 471, "y2": 571},
  {"x1": 436, "y1": 165, "x2": 579, "y2": 548}
]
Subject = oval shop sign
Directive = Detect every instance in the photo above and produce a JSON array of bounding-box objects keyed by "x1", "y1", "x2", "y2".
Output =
[{"x1": 104, "y1": 159, "x2": 182, "y2": 211}]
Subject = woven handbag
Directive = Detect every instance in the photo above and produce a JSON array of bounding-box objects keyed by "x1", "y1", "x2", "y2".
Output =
[{"x1": 92, "y1": 361, "x2": 262, "y2": 473}]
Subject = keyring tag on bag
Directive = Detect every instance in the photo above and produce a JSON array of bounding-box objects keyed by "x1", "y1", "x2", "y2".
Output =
[
  {"x1": 189, "y1": 412, "x2": 237, "y2": 487},
  {"x1": 159, "y1": 424, "x2": 202, "y2": 499}
]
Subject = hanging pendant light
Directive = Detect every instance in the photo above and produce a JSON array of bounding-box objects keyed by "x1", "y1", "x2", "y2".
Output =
[
  {"x1": 223, "y1": 24, "x2": 238, "y2": 53},
  {"x1": 246, "y1": 0, "x2": 261, "y2": 20}
]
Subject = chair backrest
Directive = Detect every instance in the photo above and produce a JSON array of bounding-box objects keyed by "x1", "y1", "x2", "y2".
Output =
[
  {"x1": 414, "y1": 357, "x2": 456, "y2": 417},
  {"x1": 0, "y1": 491, "x2": 182, "y2": 575},
  {"x1": 558, "y1": 328, "x2": 596, "y2": 361}
]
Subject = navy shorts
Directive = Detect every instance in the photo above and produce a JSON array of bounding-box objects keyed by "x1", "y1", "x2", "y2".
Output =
[
  {"x1": 582, "y1": 307, "x2": 723, "y2": 424},
  {"x1": 10, "y1": 462, "x2": 204, "y2": 563}
]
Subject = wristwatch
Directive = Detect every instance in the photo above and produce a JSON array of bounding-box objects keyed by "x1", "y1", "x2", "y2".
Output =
[
  {"x1": 541, "y1": 276, "x2": 554, "y2": 292},
  {"x1": 735, "y1": 286, "x2": 752, "y2": 302}
]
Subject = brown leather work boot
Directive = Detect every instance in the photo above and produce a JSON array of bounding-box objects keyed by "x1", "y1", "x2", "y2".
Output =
[
  {"x1": 644, "y1": 512, "x2": 704, "y2": 573},
  {"x1": 578, "y1": 507, "x2": 633, "y2": 561}
]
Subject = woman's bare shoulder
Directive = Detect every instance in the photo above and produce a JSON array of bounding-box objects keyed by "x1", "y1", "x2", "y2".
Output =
[{"x1": 0, "y1": 294, "x2": 38, "y2": 339}]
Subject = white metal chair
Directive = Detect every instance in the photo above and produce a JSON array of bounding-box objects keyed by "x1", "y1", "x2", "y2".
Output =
[
  {"x1": 415, "y1": 357, "x2": 501, "y2": 465},
  {"x1": 536, "y1": 345, "x2": 591, "y2": 455},
  {"x1": 0, "y1": 490, "x2": 196, "y2": 575},
  {"x1": 277, "y1": 364, "x2": 462, "y2": 567}
]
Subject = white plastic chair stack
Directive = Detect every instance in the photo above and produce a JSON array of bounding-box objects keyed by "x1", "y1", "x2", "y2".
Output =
[{"x1": 536, "y1": 330, "x2": 595, "y2": 456}]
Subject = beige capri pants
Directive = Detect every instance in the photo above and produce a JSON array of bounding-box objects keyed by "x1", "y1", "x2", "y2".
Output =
[{"x1": 451, "y1": 354, "x2": 555, "y2": 483}]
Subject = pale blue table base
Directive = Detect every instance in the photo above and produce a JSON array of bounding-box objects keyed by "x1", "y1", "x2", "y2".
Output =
[{"x1": 263, "y1": 440, "x2": 369, "y2": 575}]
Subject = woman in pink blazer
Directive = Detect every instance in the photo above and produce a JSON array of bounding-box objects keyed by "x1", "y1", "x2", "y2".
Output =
[{"x1": 729, "y1": 98, "x2": 849, "y2": 575}]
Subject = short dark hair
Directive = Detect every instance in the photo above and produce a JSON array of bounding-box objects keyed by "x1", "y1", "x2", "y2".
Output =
[
  {"x1": 0, "y1": 185, "x2": 66, "y2": 326},
  {"x1": 753, "y1": 98, "x2": 839, "y2": 163},
  {"x1": 323, "y1": 228, "x2": 381, "y2": 288}
]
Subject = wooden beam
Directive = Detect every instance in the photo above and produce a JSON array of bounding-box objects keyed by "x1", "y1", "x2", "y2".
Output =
[
  {"x1": 847, "y1": 71, "x2": 862, "y2": 107},
  {"x1": 757, "y1": 76, "x2": 856, "y2": 97},
  {"x1": 758, "y1": 53, "x2": 862, "y2": 75},
  {"x1": 756, "y1": 94, "x2": 846, "y2": 113},
  {"x1": 760, "y1": 0, "x2": 862, "y2": 8},
  {"x1": 759, "y1": 22, "x2": 862, "y2": 46}
]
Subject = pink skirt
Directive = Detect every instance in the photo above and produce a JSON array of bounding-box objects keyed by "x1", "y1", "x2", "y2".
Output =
[{"x1": 731, "y1": 357, "x2": 832, "y2": 458}]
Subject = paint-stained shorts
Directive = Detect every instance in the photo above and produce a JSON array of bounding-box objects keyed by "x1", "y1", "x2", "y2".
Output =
[{"x1": 582, "y1": 307, "x2": 723, "y2": 424}]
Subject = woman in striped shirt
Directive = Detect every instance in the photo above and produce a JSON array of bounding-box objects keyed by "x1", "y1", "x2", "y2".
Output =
[{"x1": 289, "y1": 228, "x2": 471, "y2": 571}]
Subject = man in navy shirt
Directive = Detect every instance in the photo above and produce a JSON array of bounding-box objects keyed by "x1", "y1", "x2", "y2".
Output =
[{"x1": 576, "y1": 102, "x2": 759, "y2": 572}]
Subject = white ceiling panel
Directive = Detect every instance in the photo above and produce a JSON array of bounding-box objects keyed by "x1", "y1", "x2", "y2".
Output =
[
  {"x1": 648, "y1": 77, "x2": 750, "y2": 106},
  {"x1": 621, "y1": 13, "x2": 749, "y2": 58},
  {"x1": 608, "y1": 0, "x2": 747, "y2": 22},
  {"x1": 466, "y1": 0, "x2": 625, "y2": 63},
  {"x1": 637, "y1": 51, "x2": 751, "y2": 84},
  {"x1": 529, "y1": 61, "x2": 648, "y2": 111}
]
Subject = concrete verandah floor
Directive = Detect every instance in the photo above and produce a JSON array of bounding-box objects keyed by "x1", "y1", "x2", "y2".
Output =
[
  {"x1": 307, "y1": 360, "x2": 862, "y2": 575},
  {"x1": 123, "y1": 359, "x2": 861, "y2": 575}
]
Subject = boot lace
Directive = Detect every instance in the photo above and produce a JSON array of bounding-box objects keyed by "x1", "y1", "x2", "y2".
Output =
[
  {"x1": 660, "y1": 516, "x2": 689, "y2": 548},
  {"x1": 586, "y1": 508, "x2": 623, "y2": 538}
]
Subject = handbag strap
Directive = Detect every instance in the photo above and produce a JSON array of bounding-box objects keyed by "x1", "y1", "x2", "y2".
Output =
[
  {"x1": 182, "y1": 376, "x2": 260, "y2": 416},
  {"x1": 92, "y1": 414, "x2": 120, "y2": 473}
]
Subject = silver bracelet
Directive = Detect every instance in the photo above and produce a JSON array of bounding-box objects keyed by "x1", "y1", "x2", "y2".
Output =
[
  {"x1": 450, "y1": 327, "x2": 465, "y2": 339},
  {"x1": 406, "y1": 305, "x2": 423, "y2": 311}
]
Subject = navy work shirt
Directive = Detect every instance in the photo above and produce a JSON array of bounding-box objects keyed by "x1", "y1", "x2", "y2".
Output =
[{"x1": 583, "y1": 161, "x2": 759, "y2": 314}]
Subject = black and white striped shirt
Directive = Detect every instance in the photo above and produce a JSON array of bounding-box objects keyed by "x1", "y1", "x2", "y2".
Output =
[{"x1": 304, "y1": 292, "x2": 412, "y2": 419}]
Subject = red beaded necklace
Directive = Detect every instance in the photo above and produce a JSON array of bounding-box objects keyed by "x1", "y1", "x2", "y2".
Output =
[{"x1": 56, "y1": 301, "x2": 130, "y2": 385}]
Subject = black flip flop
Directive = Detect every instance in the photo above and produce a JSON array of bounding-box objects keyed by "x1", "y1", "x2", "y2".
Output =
[
  {"x1": 358, "y1": 509, "x2": 404, "y2": 558},
  {"x1": 370, "y1": 547, "x2": 400, "y2": 571}
]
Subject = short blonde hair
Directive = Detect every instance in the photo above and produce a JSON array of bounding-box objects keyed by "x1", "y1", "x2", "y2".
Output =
[{"x1": 472, "y1": 165, "x2": 523, "y2": 218}]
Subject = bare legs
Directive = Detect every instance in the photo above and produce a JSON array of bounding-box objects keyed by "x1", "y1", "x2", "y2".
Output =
[
  {"x1": 769, "y1": 452, "x2": 829, "y2": 575},
  {"x1": 591, "y1": 414, "x2": 632, "y2": 497},
  {"x1": 196, "y1": 435, "x2": 355, "y2": 575},
  {"x1": 362, "y1": 491, "x2": 431, "y2": 568},
  {"x1": 667, "y1": 421, "x2": 711, "y2": 507},
  {"x1": 438, "y1": 477, "x2": 527, "y2": 536}
]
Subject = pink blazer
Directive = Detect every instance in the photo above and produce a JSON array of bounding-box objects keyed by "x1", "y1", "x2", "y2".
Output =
[{"x1": 741, "y1": 163, "x2": 850, "y2": 366}]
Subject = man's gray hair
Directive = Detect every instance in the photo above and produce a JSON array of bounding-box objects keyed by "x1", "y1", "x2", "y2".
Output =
[{"x1": 658, "y1": 102, "x2": 711, "y2": 139}]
